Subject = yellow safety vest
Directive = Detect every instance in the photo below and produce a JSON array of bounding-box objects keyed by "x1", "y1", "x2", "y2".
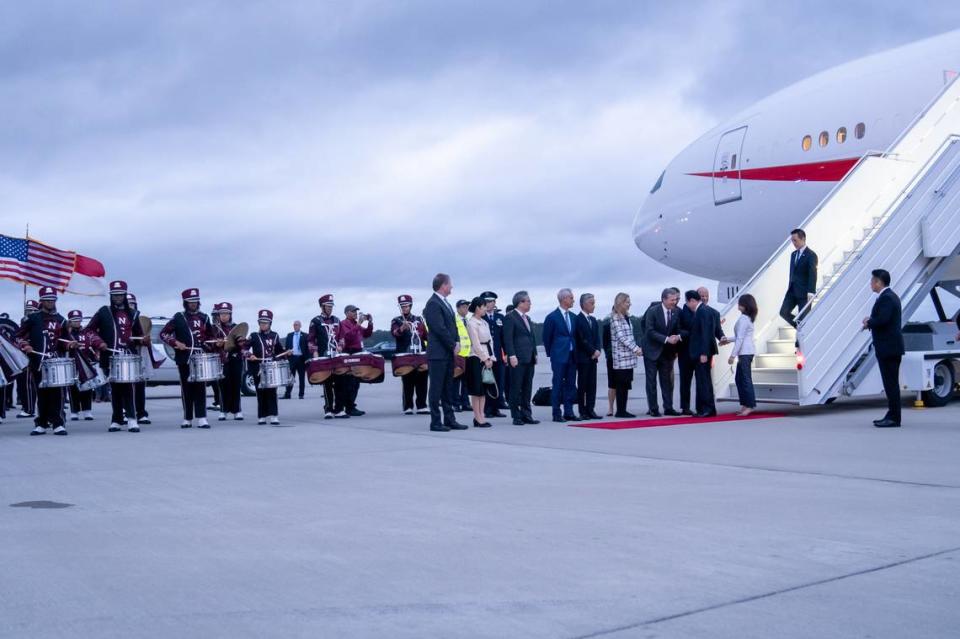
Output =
[{"x1": 456, "y1": 315, "x2": 471, "y2": 357}]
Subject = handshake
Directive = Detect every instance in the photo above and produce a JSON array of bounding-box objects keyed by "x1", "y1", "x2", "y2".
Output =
[{"x1": 666, "y1": 334, "x2": 681, "y2": 345}]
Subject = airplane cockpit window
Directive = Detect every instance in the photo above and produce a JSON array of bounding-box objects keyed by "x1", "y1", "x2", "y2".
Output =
[
  {"x1": 855, "y1": 122, "x2": 866, "y2": 139},
  {"x1": 650, "y1": 170, "x2": 665, "y2": 194},
  {"x1": 802, "y1": 135, "x2": 812, "y2": 151},
  {"x1": 836, "y1": 127, "x2": 847, "y2": 143},
  {"x1": 819, "y1": 131, "x2": 829, "y2": 147}
]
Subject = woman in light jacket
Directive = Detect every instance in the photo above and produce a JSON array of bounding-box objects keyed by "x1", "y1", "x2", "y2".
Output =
[
  {"x1": 465, "y1": 296, "x2": 495, "y2": 428},
  {"x1": 609, "y1": 292, "x2": 643, "y2": 418},
  {"x1": 728, "y1": 293, "x2": 758, "y2": 416}
]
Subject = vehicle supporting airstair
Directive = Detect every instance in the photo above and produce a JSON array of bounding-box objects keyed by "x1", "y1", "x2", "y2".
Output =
[{"x1": 714, "y1": 77, "x2": 960, "y2": 406}]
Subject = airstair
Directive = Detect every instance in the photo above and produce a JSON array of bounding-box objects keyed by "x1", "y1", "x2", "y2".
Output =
[{"x1": 714, "y1": 77, "x2": 960, "y2": 406}]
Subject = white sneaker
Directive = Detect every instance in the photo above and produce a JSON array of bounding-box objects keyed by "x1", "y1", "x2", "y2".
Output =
[
  {"x1": 128, "y1": 422, "x2": 140, "y2": 433},
  {"x1": 416, "y1": 408, "x2": 430, "y2": 415},
  {"x1": 69, "y1": 413, "x2": 79, "y2": 421},
  {"x1": 197, "y1": 418, "x2": 210, "y2": 429},
  {"x1": 333, "y1": 411, "x2": 349, "y2": 419},
  {"x1": 181, "y1": 420, "x2": 192, "y2": 429},
  {"x1": 17, "y1": 411, "x2": 33, "y2": 418},
  {"x1": 269, "y1": 416, "x2": 280, "y2": 425},
  {"x1": 30, "y1": 425, "x2": 46, "y2": 436},
  {"x1": 257, "y1": 418, "x2": 266, "y2": 425},
  {"x1": 52, "y1": 425, "x2": 68, "y2": 435},
  {"x1": 324, "y1": 411, "x2": 333, "y2": 419},
  {"x1": 234, "y1": 412, "x2": 244, "y2": 420},
  {"x1": 403, "y1": 409, "x2": 414, "y2": 415},
  {"x1": 218, "y1": 412, "x2": 227, "y2": 421},
  {"x1": 82, "y1": 411, "x2": 94, "y2": 421},
  {"x1": 108, "y1": 423, "x2": 123, "y2": 432}
]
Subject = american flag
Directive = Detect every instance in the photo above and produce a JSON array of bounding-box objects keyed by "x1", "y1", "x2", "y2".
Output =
[{"x1": 0, "y1": 235, "x2": 77, "y2": 290}]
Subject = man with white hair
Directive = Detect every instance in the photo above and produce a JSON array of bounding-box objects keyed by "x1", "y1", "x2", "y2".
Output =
[{"x1": 542, "y1": 288, "x2": 579, "y2": 422}]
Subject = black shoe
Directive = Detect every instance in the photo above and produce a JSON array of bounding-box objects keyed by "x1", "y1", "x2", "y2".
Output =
[
  {"x1": 490, "y1": 411, "x2": 506, "y2": 418},
  {"x1": 696, "y1": 411, "x2": 717, "y2": 418},
  {"x1": 138, "y1": 417, "x2": 151, "y2": 424},
  {"x1": 589, "y1": 410, "x2": 603, "y2": 420},
  {"x1": 181, "y1": 422, "x2": 192, "y2": 428},
  {"x1": 430, "y1": 424, "x2": 450, "y2": 432},
  {"x1": 552, "y1": 416, "x2": 567, "y2": 423},
  {"x1": 299, "y1": 396, "x2": 304, "y2": 400},
  {"x1": 681, "y1": 409, "x2": 695, "y2": 416},
  {"x1": 346, "y1": 408, "x2": 364, "y2": 417},
  {"x1": 563, "y1": 414, "x2": 581, "y2": 422},
  {"x1": 647, "y1": 409, "x2": 661, "y2": 417},
  {"x1": 663, "y1": 409, "x2": 681, "y2": 417},
  {"x1": 874, "y1": 418, "x2": 901, "y2": 428},
  {"x1": 614, "y1": 412, "x2": 636, "y2": 418},
  {"x1": 522, "y1": 417, "x2": 540, "y2": 425},
  {"x1": 445, "y1": 421, "x2": 468, "y2": 430},
  {"x1": 473, "y1": 419, "x2": 490, "y2": 428},
  {"x1": 282, "y1": 394, "x2": 291, "y2": 400},
  {"x1": 512, "y1": 418, "x2": 525, "y2": 425}
]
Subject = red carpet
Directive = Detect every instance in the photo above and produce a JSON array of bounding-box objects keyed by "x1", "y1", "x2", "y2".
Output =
[{"x1": 570, "y1": 412, "x2": 787, "y2": 430}]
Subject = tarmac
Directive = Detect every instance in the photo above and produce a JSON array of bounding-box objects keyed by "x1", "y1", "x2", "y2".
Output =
[{"x1": 1, "y1": 363, "x2": 958, "y2": 639}]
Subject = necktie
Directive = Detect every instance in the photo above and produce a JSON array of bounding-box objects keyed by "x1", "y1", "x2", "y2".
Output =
[
  {"x1": 563, "y1": 311, "x2": 570, "y2": 333},
  {"x1": 667, "y1": 308, "x2": 672, "y2": 325},
  {"x1": 522, "y1": 313, "x2": 530, "y2": 331}
]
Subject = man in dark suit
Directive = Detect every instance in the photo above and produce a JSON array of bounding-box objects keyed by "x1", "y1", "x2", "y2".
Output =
[
  {"x1": 780, "y1": 228, "x2": 819, "y2": 331},
  {"x1": 422, "y1": 273, "x2": 466, "y2": 432},
  {"x1": 503, "y1": 290, "x2": 539, "y2": 425},
  {"x1": 676, "y1": 293, "x2": 695, "y2": 416},
  {"x1": 641, "y1": 288, "x2": 681, "y2": 417},
  {"x1": 862, "y1": 269, "x2": 905, "y2": 427},
  {"x1": 574, "y1": 293, "x2": 602, "y2": 420},
  {"x1": 283, "y1": 320, "x2": 309, "y2": 399},
  {"x1": 542, "y1": 288, "x2": 579, "y2": 422},
  {"x1": 686, "y1": 289, "x2": 726, "y2": 417}
]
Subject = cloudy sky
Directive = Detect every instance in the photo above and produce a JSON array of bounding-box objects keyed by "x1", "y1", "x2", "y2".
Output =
[{"x1": 1, "y1": 1, "x2": 958, "y2": 327}]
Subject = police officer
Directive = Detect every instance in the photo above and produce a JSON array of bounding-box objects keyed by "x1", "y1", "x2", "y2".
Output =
[
  {"x1": 245, "y1": 309, "x2": 289, "y2": 425},
  {"x1": 454, "y1": 299, "x2": 472, "y2": 411},
  {"x1": 481, "y1": 291, "x2": 508, "y2": 418},
  {"x1": 213, "y1": 302, "x2": 245, "y2": 421},
  {"x1": 160, "y1": 288, "x2": 219, "y2": 429},
  {"x1": 85, "y1": 280, "x2": 147, "y2": 432},
  {"x1": 308, "y1": 294, "x2": 348, "y2": 419},
  {"x1": 66, "y1": 310, "x2": 95, "y2": 422},
  {"x1": 16, "y1": 287, "x2": 76, "y2": 436},
  {"x1": 390, "y1": 294, "x2": 429, "y2": 415}
]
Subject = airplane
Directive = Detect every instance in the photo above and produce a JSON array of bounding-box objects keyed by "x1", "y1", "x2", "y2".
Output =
[{"x1": 633, "y1": 28, "x2": 960, "y2": 300}]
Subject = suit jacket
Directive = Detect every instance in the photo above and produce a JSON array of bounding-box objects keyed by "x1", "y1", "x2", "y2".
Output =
[
  {"x1": 788, "y1": 247, "x2": 818, "y2": 297},
  {"x1": 676, "y1": 305, "x2": 695, "y2": 358},
  {"x1": 688, "y1": 304, "x2": 725, "y2": 359},
  {"x1": 542, "y1": 308, "x2": 575, "y2": 363},
  {"x1": 574, "y1": 312, "x2": 601, "y2": 365},
  {"x1": 284, "y1": 331, "x2": 309, "y2": 356},
  {"x1": 422, "y1": 293, "x2": 458, "y2": 361},
  {"x1": 867, "y1": 288, "x2": 905, "y2": 358},
  {"x1": 641, "y1": 303, "x2": 679, "y2": 361},
  {"x1": 502, "y1": 310, "x2": 537, "y2": 365}
]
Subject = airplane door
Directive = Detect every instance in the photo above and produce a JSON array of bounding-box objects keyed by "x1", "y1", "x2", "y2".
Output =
[{"x1": 713, "y1": 126, "x2": 747, "y2": 205}]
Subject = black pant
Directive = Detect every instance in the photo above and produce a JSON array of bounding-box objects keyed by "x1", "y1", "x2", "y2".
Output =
[
  {"x1": 109, "y1": 382, "x2": 136, "y2": 424},
  {"x1": 285, "y1": 355, "x2": 306, "y2": 398},
  {"x1": 428, "y1": 357, "x2": 456, "y2": 426},
  {"x1": 177, "y1": 363, "x2": 207, "y2": 420},
  {"x1": 677, "y1": 350, "x2": 694, "y2": 412},
  {"x1": 32, "y1": 372, "x2": 64, "y2": 428},
  {"x1": 401, "y1": 369, "x2": 428, "y2": 411},
  {"x1": 18, "y1": 369, "x2": 36, "y2": 414},
  {"x1": 219, "y1": 357, "x2": 243, "y2": 414},
  {"x1": 734, "y1": 354, "x2": 756, "y2": 408},
  {"x1": 211, "y1": 380, "x2": 221, "y2": 407},
  {"x1": 254, "y1": 373, "x2": 279, "y2": 418},
  {"x1": 456, "y1": 375, "x2": 469, "y2": 409},
  {"x1": 610, "y1": 368, "x2": 633, "y2": 415},
  {"x1": 644, "y1": 354, "x2": 675, "y2": 412},
  {"x1": 485, "y1": 359, "x2": 508, "y2": 413},
  {"x1": 694, "y1": 356, "x2": 715, "y2": 415},
  {"x1": 508, "y1": 361, "x2": 535, "y2": 420},
  {"x1": 134, "y1": 381, "x2": 148, "y2": 419},
  {"x1": 577, "y1": 360, "x2": 598, "y2": 416},
  {"x1": 779, "y1": 290, "x2": 809, "y2": 329},
  {"x1": 877, "y1": 354, "x2": 902, "y2": 423},
  {"x1": 69, "y1": 386, "x2": 93, "y2": 413}
]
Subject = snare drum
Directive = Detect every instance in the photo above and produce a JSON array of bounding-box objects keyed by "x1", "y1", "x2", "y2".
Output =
[
  {"x1": 40, "y1": 357, "x2": 77, "y2": 388},
  {"x1": 109, "y1": 353, "x2": 143, "y2": 384},
  {"x1": 0, "y1": 366, "x2": 8, "y2": 387},
  {"x1": 79, "y1": 368, "x2": 108, "y2": 392},
  {"x1": 259, "y1": 359, "x2": 291, "y2": 389},
  {"x1": 343, "y1": 352, "x2": 385, "y2": 382},
  {"x1": 391, "y1": 352, "x2": 428, "y2": 377},
  {"x1": 188, "y1": 352, "x2": 223, "y2": 382}
]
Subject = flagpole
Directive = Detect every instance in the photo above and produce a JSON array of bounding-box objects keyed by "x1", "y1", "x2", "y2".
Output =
[{"x1": 22, "y1": 223, "x2": 28, "y2": 310}]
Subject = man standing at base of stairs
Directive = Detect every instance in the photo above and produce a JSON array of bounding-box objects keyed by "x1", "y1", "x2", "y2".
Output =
[
  {"x1": 863, "y1": 269, "x2": 905, "y2": 428},
  {"x1": 779, "y1": 228, "x2": 819, "y2": 339}
]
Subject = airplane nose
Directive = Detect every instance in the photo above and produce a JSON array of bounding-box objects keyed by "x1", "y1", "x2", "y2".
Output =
[{"x1": 632, "y1": 199, "x2": 666, "y2": 258}]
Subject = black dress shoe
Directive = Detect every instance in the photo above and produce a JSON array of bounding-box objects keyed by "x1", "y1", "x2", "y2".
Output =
[
  {"x1": 512, "y1": 418, "x2": 525, "y2": 425},
  {"x1": 282, "y1": 394, "x2": 291, "y2": 400},
  {"x1": 696, "y1": 411, "x2": 717, "y2": 418},
  {"x1": 589, "y1": 411, "x2": 603, "y2": 420},
  {"x1": 446, "y1": 422, "x2": 468, "y2": 430},
  {"x1": 563, "y1": 414, "x2": 581, "y2": 422},
  {"x1": 552, "y1": 416, "x2": 567, "y2": 423},
  {"x1": 473, "y1": 419, "x2": 491, "y2": 428},
  {"x1": 663, "y1": 409, "x2": 681, "y2": 417},
  {"x1": 523, "y1": 417, "x2": 540, "y2": 425},
  {"x1": 647, "y1": 409, "x2": 661, "y2": 417},
  {"x1": 874, "y1": 418, "x2": 901, "y2": 428},
  {"x1": 614, "y1": 411, "x2": 636, "y2": 418},
  {"x1": 490, "y1": 411, "x2": 506, "y2": 418},
  {"x1": 430, "y1": 425, "x2": 450, "y2": 432},
  {"x1": 681, "y1": 409, "x2": 695, "y2": 416}
]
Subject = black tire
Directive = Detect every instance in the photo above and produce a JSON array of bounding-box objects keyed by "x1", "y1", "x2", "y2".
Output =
[
  {"x1": 241, "y1": 372, "x2": 256, "y2": 396},
  {"x1": 921, "y1": 359, "x2": 955, "y2": 408}
]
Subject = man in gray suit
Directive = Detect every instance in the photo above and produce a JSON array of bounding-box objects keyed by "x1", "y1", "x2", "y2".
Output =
[
  {"x1": 641, "y1": 288, "x2": 681, "y2": 417},
  {"x1": 503, "y1": 291, "x2": 540, "y2": 426},
  {"x1": 422, "y1": 273, "x2": 466, "y2": 432}
]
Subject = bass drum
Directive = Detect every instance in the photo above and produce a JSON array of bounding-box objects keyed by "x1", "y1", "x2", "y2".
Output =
[
  {"x1": 307, "y1": 356, "x2": 348, "y2": 385},
  {"x1": 391, "y1": 352, "x2": 428, "y2": 377},
  {"x1": 344, "y1": 352, "x2": 385, "y2": 383}
]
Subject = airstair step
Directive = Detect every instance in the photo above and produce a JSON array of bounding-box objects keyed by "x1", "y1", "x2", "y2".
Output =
[
  {"x1": 766, "y1": 339, "x2": 796, "y2": 354},
  {"x1": 755, "y1": 352, "x2": 798, "y2": 368},
  {"x1": 728, "y1": 382, "x2": 800, "y2": 401},
  {"x1": 777, "y1": 326, "x2": 796, "y2": 340},
  {"x1": 752, "y1": 367, "x2": 798, "y2": 384}
]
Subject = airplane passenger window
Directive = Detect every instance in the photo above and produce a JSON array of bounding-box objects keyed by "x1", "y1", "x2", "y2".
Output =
[
  {"x1": 855, "y1": 122, "x2": 866, "y2": 139},
  {"x1": 837, "y1": 127, "x2": 847, "y2": 143},
  {"x1": 819, "y1": 131, "x2": 829, "y2": 147},
  {"x1": 650, "y1": 170, "x2": 665, "y2": 194},
  {"x1": 802, "y1": 135, "x2": 812, "y2": 151}
]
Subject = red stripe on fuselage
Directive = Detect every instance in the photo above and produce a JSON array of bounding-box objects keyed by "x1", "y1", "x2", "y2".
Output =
[{"x1": 687, "y1": 157, "x2": 858, "y2": 182}]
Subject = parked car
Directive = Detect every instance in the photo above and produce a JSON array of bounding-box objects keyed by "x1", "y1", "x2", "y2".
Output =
[{"x1": 365, "y1": 340, "x2": 397, "y2": 359}]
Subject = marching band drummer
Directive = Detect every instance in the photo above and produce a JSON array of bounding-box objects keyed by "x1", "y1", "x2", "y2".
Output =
[
  {"x1": 16, "y1": 299, "x2": 39, "y2": 419},
  {"x1": 66, "y1": 310, "x2": 95, "y2": 422},
  {"x1": 0, "y1": 311, "x2": 21, "y2": 418},
  {"x1": 126, "y1": 293, "x2": 151, "y2": 425},
  {"x1": 308, "y1": 294, "x2": 347, "y2": 419},
  {"x1": 213, "y1": 302, "x2": 245, "y2": 421},
  {"x1": 390, "y1": 294, "x2": 429, "y2": 415},
  {"x1": 15, "y1": 287, "x2": 77, "y2": 436},
  {"x1": 84, "y1": 280, "x2": 146, "y2": 432},
  {"x1": 160, "y1": 288, "x2": 220, "y2": 429},
  {"x1": 339, "y1": 305, "x2": 373, "y2": 417},
  {"x1": 244, "y1": 309, "x2": 289, "y2": 425}
]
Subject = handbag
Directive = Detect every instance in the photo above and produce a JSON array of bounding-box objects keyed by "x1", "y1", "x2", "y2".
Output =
[{"x1": 481, "y1": 366, "x2": 495, "y2": 385}]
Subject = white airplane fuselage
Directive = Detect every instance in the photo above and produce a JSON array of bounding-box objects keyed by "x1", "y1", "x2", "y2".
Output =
[{"x1": 633, "y1": 30, "x2": 960, "y2": 286}]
